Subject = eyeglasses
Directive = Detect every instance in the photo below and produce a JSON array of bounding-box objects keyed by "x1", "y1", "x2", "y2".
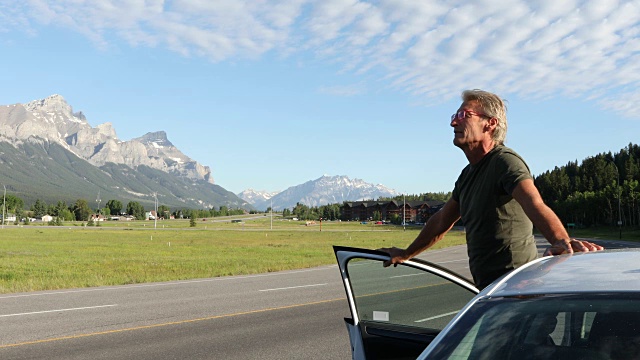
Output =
[{"x1": 451, "y1": 110, "x2": 489, "y2": 121}]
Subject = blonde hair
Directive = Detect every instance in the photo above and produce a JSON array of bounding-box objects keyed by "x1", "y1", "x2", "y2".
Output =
[{"x1": 462, "y1": 89, "x2": 508, "y2": 145}]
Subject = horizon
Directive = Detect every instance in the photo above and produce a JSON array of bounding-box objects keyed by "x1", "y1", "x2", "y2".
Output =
[{"x1": 2, "y1": 1, "x2": 639, "y2": 195}]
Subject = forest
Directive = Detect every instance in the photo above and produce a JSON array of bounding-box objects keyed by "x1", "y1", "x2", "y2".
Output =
[{"x1": 534, "y1": 143, "x2": 640, "y2": 228}]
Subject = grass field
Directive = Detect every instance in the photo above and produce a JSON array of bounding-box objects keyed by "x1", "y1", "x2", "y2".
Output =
[
  {"x1": 568, "y1": 226, "x2": 640, "y2": 242},
  {"x1": 3, "y1": 216, "x2": 637, "y2": 294},
  {"x1": 0, "y1": 217, "x2": 467, "y2": 294}
]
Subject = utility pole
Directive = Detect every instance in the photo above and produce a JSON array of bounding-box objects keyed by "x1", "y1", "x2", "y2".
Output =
[
  {"x1": 270, "y1": 198, "x2": 273, "y2": 230},
  {"x1": 154, "y1": 192, "x2": 158, "y2": 229},
  {"x1": 403, "y1": 193, "x2": 406, "y2": 231},
  {"x1": 96, "y1": 190, "x2": 101, "y2": 222},
  {"x1": 610, "y1": 162, "x2": 622, "y2": 239},
  {"x1": 617, "y1": 172, "x2": 622, "y2": 240},
  {"x1": 2, "y1": 184, "x2": 6, "y2": 229},
  {"x1": 608, "y1": 162, "x2": 622, "y2": 239}
]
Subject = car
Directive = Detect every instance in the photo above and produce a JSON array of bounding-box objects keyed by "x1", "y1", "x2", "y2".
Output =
[{"x1": 334, "y1": 246, "x2": 640, "y2": 360}]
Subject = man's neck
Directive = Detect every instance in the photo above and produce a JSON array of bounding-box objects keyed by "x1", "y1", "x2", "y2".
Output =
[{"x1": 463, "y1": 141, "x2": 497, "y2": 165}]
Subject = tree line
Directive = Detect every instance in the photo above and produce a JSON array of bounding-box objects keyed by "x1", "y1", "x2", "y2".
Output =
[
  {"x1": 0, "y1": 191, "x2": 454, "y2": 224},
  {"x1": 4, "y1": 142, "x2": 637, "y2": 229},
  {"x1": 0, "y1": 197, "x2": 243, "y2": 224},
  {"x1": 535, "y1": 143, "x2": 640, "y2": 227},
  {"x1": 283, "y1": 192, "x2": 454, "y2": 222},
  {"x1": 0, "y1": 198, "x2": 152, "y2": 223},
  {"x1": 0, "y1": 194, "x2": 292, "y2": 224}
]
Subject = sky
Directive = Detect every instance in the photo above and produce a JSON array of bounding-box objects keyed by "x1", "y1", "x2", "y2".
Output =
[{"x1": 1, "y1": 0, "x2": 639, "y2": 196}]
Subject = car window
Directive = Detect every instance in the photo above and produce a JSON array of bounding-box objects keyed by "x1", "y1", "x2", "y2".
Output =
[
  {"x1": 346, "y1": 257, "x2": 476, "y2": 331},
  {"x1": 427, "y1": 295, "x2": 640, "y2": 360}
]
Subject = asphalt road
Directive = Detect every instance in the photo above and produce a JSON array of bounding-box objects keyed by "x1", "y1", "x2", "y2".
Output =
[{"x1": 0, "y1": 237, "x2": 625, "y2": 359}]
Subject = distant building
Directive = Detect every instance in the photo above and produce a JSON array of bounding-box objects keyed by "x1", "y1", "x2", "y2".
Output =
[
  {"x1": 90, "y1": 214, "x2": 106, "y2": 222},
  {"x1": 146, "y1": 211, "x2": 157, "y2": 220},
  {"x1": 1, "y1": 213, "x2": 16, "y2": 222},
  {"x1": 341, "y1": 200, "x2": 444, "y2": 223}
]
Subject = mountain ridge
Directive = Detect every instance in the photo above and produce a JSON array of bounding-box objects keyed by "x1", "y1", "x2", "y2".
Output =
[
  {"x1": 1, "y1": 94, "x2": 213, "y2": 184},
  {"x1": 0, "y1": 95, "x2": 248, "y2": 210},
  {"x1": 238, "y1": 175, "x2": 399, "y2": 211}
]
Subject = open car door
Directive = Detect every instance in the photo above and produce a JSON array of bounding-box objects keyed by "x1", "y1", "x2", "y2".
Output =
[{"x1": 334, "y1": 246, "x2": 479, "y2": 360}]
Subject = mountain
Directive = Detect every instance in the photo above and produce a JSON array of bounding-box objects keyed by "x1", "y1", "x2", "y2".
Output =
[
  {"x1": 0, "y1": 95, "x2": 250, "y2": 210},
  {"x1": 239, "y1": 175, "x2": 400, "y2": 211},
  {"x1": 1, "y1": 94, "x2": 213, "y2": 184},
  {"x1": 236, "y1": 189, "x2": 279, "y2": 210},
  {"x1": 131, "y1": 131, "x2": 213, "y2": 184}
]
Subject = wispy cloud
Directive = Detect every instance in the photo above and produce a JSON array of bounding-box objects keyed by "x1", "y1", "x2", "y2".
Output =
[{"x1": 9, "y1": 0, "x2": 640, "y2": 116}]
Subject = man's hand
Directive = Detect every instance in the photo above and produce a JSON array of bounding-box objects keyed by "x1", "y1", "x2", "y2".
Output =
[
  {"x1": 543, "y1": 239, "x2": 605, "y2": 256},
  {"x1": 378, "y1": 247, "x2": 410, "y2": 267}
]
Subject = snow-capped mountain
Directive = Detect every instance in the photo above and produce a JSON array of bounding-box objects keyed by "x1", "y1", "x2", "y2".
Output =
[
  {"x1": 236, "y1": 189, "x2": 279, "y2": 209},
  {"x1": 241, "y1": 175, "x2": 400, "y2": 211}
]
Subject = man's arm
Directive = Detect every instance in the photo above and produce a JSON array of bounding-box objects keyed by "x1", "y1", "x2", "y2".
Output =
[
  {"x1": 511, "y1": 179, "x2": 604, "y2": 255},
  {"x1": 379, "y1": 198, "x2": 461, "y2": 266}
]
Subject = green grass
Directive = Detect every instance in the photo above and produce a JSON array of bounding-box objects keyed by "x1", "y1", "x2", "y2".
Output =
[
  {"x1": 4, "y1": 217, "x2": 634, "y2": 294},
  {"x1": 0, "y1": 220, "x2": 467, "y2": 294},
  {"x1": 567, "y1": 226, "x2": 640, "y2": 242}
]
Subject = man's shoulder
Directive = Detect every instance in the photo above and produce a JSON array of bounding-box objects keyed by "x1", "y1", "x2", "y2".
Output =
[
  {"x1": 492, "y1": 146, "x2": 532, "y2": 181},
  {"x1": 492, "y1": 145, "x2": 527, "y2": 164},
  {"x1": 493, "y1": 145, "x2": 521, "y2": 156}
]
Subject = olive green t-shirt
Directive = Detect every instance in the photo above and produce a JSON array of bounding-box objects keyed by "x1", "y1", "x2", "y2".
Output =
[{"x1": 452, "y1": 145, "x2": 537, "y2": 289}]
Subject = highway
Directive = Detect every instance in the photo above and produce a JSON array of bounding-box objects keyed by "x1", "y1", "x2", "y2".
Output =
[{"x1": 0, "y1": 237, "x2": 622, "y2": 359}]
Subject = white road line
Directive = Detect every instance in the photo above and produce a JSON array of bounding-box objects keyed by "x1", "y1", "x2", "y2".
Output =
[
  {"x1": 415, "y1": 310, "x2": 460, "y2": 323},
  {"x1": 347, "y1": 261, "x2": 378, "y2": 267},
  {"x1": 0, "y1": 304, "x2": 118, "y2": 318},
  {"x1": 390, "y1": 273, "x2": 423, "y2": 278},
  {"x1": 259, "y1": 284, "x2": 328, "y2": 292},
  {"x1": 434, "y1": 259, "x2": 468, "y2": 264},
  {"x1": 0, "y1": 266, "x2": 338, "y2": 300}
]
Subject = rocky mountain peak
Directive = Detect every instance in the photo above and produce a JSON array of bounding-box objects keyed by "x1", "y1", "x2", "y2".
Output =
[
  {"x1": 0, "y1": 95, "x2": 214, "y2": 185},
  {"x1": 95, "y1": 122, "x2": 117, "y2": 139},
  {"x1": 135, "y1": 131, "x2": 173, "y2": 147},
  {"x1": 25, "y1": 94, "x2": 73, "y2": 115}
]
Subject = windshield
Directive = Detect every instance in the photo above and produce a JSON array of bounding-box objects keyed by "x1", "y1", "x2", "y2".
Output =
[{"x1": 426, "y1": 294, "x2": 640, "y2": 360}]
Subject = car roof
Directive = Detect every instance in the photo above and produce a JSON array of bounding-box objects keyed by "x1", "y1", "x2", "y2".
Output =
[{"x1": 485, "y1": 249, "x2": 640, "y2": 297}]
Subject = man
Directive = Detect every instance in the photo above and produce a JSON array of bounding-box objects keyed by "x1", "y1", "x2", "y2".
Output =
[{"x1": 381, "y1": 89, "x2": 603, "y2": 289}]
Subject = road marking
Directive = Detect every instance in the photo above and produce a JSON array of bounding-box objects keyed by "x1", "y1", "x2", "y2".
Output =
[
  {"x1": 390, "y1": 273, "x2": 423, "y2": 278},
  {"x1": 415, "y1": 310, "x2": 460, "y2": 323},
  {"x1": 0, "y1": 266, "x2": 337, "y2": 300},
  {"x1": 435, "y1": 259, "x2": 468, "y2": 264},
  {"x1": 0, "y1": 305, "x2": 117, "y2": 318},
  {"x1": 259, "y1": 283, "x2": 327, "y2": 292},
  {"x1": 0, "y1": 298, "x2": 343, "y2": 349}
]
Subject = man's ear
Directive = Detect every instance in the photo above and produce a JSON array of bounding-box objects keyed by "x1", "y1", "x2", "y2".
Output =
[{"x1": 484, "y1": 117, "x2": 498, "y2": 131}]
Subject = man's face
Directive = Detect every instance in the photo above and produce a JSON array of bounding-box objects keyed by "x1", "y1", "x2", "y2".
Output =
[{"x1": 450, "y1": 100, "x2": 489, "y2": 150}]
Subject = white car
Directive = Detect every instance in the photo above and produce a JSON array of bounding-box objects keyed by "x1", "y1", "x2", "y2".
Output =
[{"x1": 334, "y1": 246, "x2": 640, "y2": 359}]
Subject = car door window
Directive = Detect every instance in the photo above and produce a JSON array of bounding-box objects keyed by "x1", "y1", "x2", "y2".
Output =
[{"x1": 346, "y1": 257, "x2": 476, "y2": 332}]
